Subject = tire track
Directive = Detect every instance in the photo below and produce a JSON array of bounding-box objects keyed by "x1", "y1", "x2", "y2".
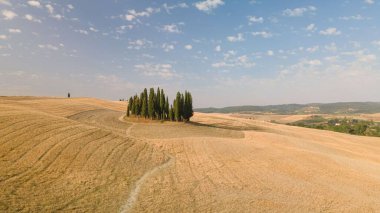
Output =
[{"x1": 119, "y1": 154, "x2": 175, "y2": 213}]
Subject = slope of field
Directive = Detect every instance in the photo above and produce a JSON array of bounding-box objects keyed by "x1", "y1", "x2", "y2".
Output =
[
  {"x1": 0, "y1": 97, "x2": 166, "y2": 212},
  {"x1": 0, "y1": 96, "x2": 127, "y2": 117},
  {"x1": 127, "y1": 113, "x2": 380, "y2": 212},
  {"x1": 1, "y1": 96, "x2": 380, "y2": 212}
]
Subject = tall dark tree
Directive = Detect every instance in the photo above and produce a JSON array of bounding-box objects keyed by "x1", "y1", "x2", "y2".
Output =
[
  {"x1": 165, "y1": 96, "x2": 169, "y2": 120},
  {"x1": 127, "y1": 97, "x2": 133, "y2": 117},
  {"x1": 141, "y1": 88, "x2": 148, "y2": 118},
  {"x1": 183, "y1": 91, "x2": 194, "y2": 121},
  {"x1": 180, "y1": 93, "x2": 184, "y2": 120},
  {"x1": 134, "y1": 95, "x2": 141, "y2": 116},
  {"x1": 156, "y1": 88, "x2": 161, "y2": 119},
  {"x1": 174, "y1": 92, "x2": 182, "y2": 121},
  {"x1": 131, "y1": 95, "x2": 136, "y2": 115},
  {"x1": 148, "y1": 88, "x2": 155, "y2": 119},
  {"x1": 160, "y1": 89, "x2": 165, "y2": 120},
  {"x1": 169, "y1": 105, "x2": 174, "y2": 121}
]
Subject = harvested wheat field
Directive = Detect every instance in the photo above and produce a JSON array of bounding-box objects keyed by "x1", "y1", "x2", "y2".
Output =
[{"x1": 1, "y1": 97, "x2": 380, "y2": 212}]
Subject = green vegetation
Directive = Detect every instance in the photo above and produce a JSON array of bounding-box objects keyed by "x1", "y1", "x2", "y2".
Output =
[
  {"x1": 288, "y1": 116, "x2": 380, "y2": 137},
  {"x1": 196, "y1": 102, "x2": 380, "y2": 114},
  {"x1": 127, "y1": 88, "x2": 193, "y2": 122}
]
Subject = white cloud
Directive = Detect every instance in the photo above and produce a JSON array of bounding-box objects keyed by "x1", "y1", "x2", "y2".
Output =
[
  {"x1": 267, "y1": 50, "x2": 274, "y2": 56},
  {"x1": 320, "y1": 27, "x2": 341, "y2": 36},
  {"x1": 247, "y1": 16, "x2": 264, "y2": 24},
  {"x1": 116, "y1": 25, "x2": 133, "y2": 34},
  {"x1": 283, "y1": 6, "x2": 317, "y2": 17},
  {"x1": 195, "y1": 0, "x2": 224, "y2": 13},
  {"x1": 227, "y1": 33, "x2": 244, "y2": 42},
  {"x1": 25, "y1": 14, "x2": 42, "y2": 23},
  {"x1": 325, "y1": 42, "x2": 337, "y2": 51},
  {"x1": 0, "y1": 35, "x2": 7, "y2": 40},
  {"x1": 45, "y1": 4, "x2": 54, "y2": 14},
  {"x1": 372, "y1": 40, "x2": 380, "y2": 47},
  {"x1": 38, "y1": 44, "x2": 59, "y2": 51},
  {"x1": 27, "y1": 0, "x2": 41, "y2": 8},
  {"x1": 364, "y1": 0, "x2": 375, "y2": 4},
  {"x1": 89, "y1": 27, "x2": 98, "y2": 32},
  {"x1": 215, "y1": 45, "x2": 221, "y2": 52},
  {"x1": 0, "y1": 0, "x2": 11, "y2": 6},
  {"x1": 124, "y1": 7, "x2": 160, "y2": 21},
  {"x1": 339, "y1": 15, "x2": 368, "y2": 21},
  {"x1": 162, "y1": 24, "x2": 181, "y2": 33},
  {"x1": 162, "y1": 43, "x2": 175, "y2": 52},
  {"x1": 2, "y1": 10, "x2": 17, "y2": 20},
  {"x1": 342, "y1": 50, "x2": 377, "y2": 63},
  {"x1": 125, "y1": 14, "x2": 135, "y2": 21},
  {"x1": 163, "y1": 3, "x2": 188, "y2": 13},
  {"x1": 134, "y1": 63, "x2": 179, "y2": 79},
  {"x1": 212, "y1": 54, "x2": 255, "y2": 68},
  {"x1": 128, "y1": 39, "x2": 152, "y2": 50},
  {"x1": 359, "y1": 54, "x2": 376, "y2": 62},
  {"x1": 251, "y1": 31, "x2": 272, "y2": 38},
  {"x1": 307, "y1": 59, "x2": 322, "y2": 66},
  {"x1": 52, "y1": 14, "x2": 63, "y2": 20},
  {"x1": 306, "y1": 46, "x2": 319, "y2": 53},
  {"x1": 8, "y1": 28, "x2": 21, "y2": 34},
  {"x1": 67, "y1": 4, "x2": 74, "y2": 10},
  {"x1": 185, "y1": 44, "x2": 193, "y2": 50},
  {"x1": 75, "y1": 29, "x2": 89, "y2": 35},
  {"x1": 306, "y1": 23, "x2": 316, "y2": 32}
]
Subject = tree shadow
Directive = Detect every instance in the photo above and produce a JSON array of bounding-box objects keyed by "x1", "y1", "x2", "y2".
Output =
[{"x1": 187, "y1": 121, "x2": 266, "y2": 131}]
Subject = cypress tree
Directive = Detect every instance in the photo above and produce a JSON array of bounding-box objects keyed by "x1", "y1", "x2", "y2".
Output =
[
  {"x1": 183, "y1": 91, "x2": 194, "y2": 121},
  {"x1": 179, "y1": 94, "x2": 185, "y2": 121},
  {"x1": 165, "y1": 96, "x2": 169, "y2": 120},
  {"x1": 127, "y1": 96, "x2": 133, "y2": 117},
  {"x1": 131, "y1": 95, "x2": 136, "y2": 115},
  {"x1": 160, "y1": 89, "x2": 165, "y2": 120},
  {"x1": 140, "y1": 92, "x2": 145, "y2": 117},
  {"x1": 134, "y1": 95, "x2": 141, "y2": 116},
  {"x1": 156, "y1": 88, "x2": 161, "y2": 119},
  {"x1": 188, "y1": 92, "x2": 193, "y2": 119},
  {"x1": 148, "y1": 88, "x2": 155, "y2": 119},
  {"x1": 169, "y1": 105, "x2": 174, "y2": 121},
  {"x1": 174, "y1": 92, "x2": 182, "y2": 121},
  {"x1": 141, "y1": 88, "x2": 148, "y2": 118}
]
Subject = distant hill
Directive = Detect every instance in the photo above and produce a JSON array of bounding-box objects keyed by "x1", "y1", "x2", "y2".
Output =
[{"x1": 195, "y1": 102, "x2": 380, "y2": 114}]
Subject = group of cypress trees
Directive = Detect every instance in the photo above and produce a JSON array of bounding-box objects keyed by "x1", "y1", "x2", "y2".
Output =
[{"x1": 127, "y1": 87, "x2": 193, "y2": 122}]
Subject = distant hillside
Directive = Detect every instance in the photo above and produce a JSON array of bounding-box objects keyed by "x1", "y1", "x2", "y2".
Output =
[{"x1": 195, "y1": 102, "x2": 380, "y2": 114}]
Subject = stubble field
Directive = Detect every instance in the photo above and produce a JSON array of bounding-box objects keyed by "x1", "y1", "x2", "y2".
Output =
[{"x1": 1, "y1": 97, "x2": 380, "y2": 212}]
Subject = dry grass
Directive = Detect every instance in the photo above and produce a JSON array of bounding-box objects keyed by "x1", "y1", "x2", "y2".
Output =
[
  {"x1": 0, "y1": 97, "x2": 166, "y2": 212},
  {"x1": 1, "y1": 96, "x2": 380, "y2": 212},
  {"x1": 130, "y1": 113, "x2": 380, "y2": 212}
]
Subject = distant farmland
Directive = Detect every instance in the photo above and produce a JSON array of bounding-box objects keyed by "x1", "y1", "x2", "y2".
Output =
[{"x1": 196, "y1": 102, "x2": 380, "y2": 114}]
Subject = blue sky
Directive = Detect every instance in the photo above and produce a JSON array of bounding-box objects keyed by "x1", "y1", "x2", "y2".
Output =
[{"x1": 1, "y1": 0, "x2": 380, "y2": 107}]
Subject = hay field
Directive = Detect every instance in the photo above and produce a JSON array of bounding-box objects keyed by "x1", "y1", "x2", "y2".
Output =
[
  {"x1": 1, "y1": 97, "x2": 380, "y2": 212},
  {"x1": 0, "y1": 97, "x2": 167, "y2": 212}
]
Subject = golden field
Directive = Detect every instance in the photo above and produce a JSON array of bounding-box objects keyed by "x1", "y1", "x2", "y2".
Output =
[{"x1": 1, "y1": 97, "x2": 380, "y2": 212}]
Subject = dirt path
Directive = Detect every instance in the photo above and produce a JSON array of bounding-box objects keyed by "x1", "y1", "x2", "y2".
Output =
[{"x1": 119, "y1": 154, "x2": 174, "y2": 213}]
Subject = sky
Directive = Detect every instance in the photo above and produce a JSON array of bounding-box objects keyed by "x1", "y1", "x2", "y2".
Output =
[{"x1": 1, "y1": 0, "x2": 380, "y2": 108}]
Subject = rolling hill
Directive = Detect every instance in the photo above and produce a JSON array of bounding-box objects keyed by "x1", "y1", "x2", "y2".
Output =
[{"x1": 196, "y1": 102, "x2": 380, "y2": 114}]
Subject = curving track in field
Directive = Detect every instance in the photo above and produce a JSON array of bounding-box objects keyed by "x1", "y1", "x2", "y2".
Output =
[
  {"x1": 2, "y1": 97, "x2": 380, "y2": 212},
  {"x1": 0, "y1": 98, "x2": 168, "y2": 212}
]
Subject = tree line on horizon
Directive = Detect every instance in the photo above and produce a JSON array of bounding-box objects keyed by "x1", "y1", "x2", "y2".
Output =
[{"x1": 127, "y1": 87, "x2": 193, "y2": 122}]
